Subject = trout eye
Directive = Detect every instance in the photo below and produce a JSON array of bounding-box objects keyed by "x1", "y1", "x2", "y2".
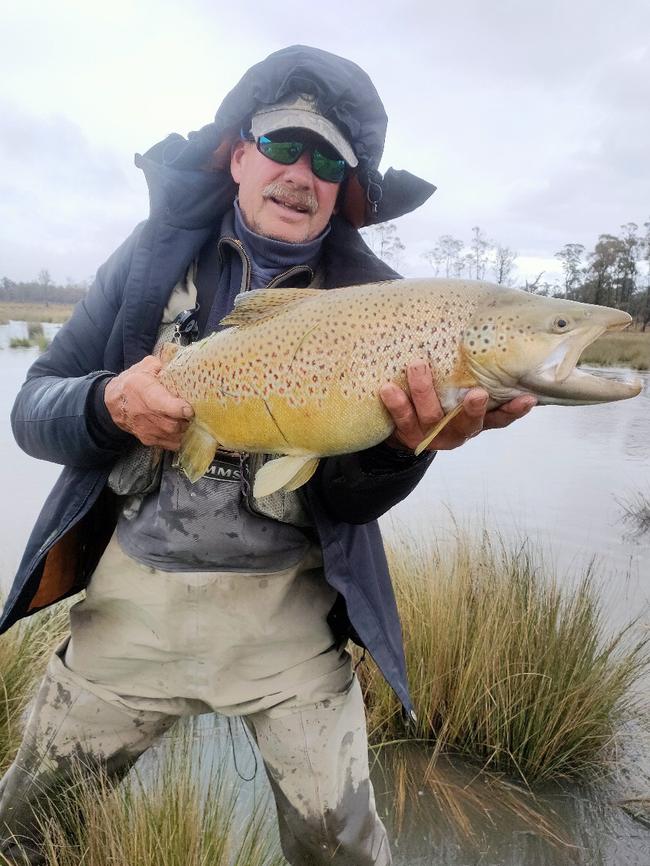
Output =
[{"x1": 553, "y1": 317, "x2": 570, "y2": 332}]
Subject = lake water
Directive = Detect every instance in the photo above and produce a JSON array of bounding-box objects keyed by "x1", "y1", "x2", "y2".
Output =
[{"x1": 1, "y1": 325, "x2": 649, "y2": 864}]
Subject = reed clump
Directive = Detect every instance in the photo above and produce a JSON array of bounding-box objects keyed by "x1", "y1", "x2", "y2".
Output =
[
  {"x1": 619, "y1": 491, "x2": 650, "y2": 536},
  {"x1": 33, "y1": 720, "x2": 285, "y2": 866},
  {"x1": 359, "y1": 531, "x2": 649, "y2": 783},
  {"x1": 579, "y1": 331, "x2": 650, "y2": 369},
  {"x1": 0, "y1": 604, "x2": 69, "y2": 774}
]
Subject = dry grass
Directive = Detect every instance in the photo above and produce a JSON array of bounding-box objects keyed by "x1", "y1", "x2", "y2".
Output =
[
  {"x1": 359, "y1": 529, "x2": 649, "y2": 784},
  {"x1": 32, "y1": 719, "x2": 286, "y2": 866},
  {"x1": 0, "y1": 607, "x2": 285, "y2": 865},
  {"x1": 0, "y1": 303, "x2": 73, "y2": 324},
  {"x1": 579, "y1": 330, "x2": 650, "y2": 370},
  {"x1": 0, "y1": 605, "x2": 69, "y2": 774}
]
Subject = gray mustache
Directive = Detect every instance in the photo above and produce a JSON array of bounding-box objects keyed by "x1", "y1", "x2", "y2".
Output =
[{"x1": 263, "y1": 182, "x2": 318, "y2": 215}]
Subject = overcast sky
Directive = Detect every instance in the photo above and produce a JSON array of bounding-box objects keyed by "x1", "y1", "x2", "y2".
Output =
[{"x1": 1, "y1": 0, "x2": 649, "y2": 285}]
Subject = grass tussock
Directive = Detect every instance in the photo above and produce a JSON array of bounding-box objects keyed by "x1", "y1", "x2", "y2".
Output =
[
  {"x1": 359, "y1": 530, "x2": 649, "y2": 783},
  {"x1": 618, "y1": 491, "x2": 650, "y2": 537},
  {"x1": 33, "y1": 720, "x2": 285, "y2": 866},
  {"x1": 0, "y1": 303, "x2": 73, "y2": 325},
  {"x1": 0, "y1": 605, "x2": 69, "y2": 774},
  {"x1": 8, "y1": 336, "x2": 51, "y2": 351},
  {"x1": 579, "y1": 330, "x2": 650, "y2": 370}
]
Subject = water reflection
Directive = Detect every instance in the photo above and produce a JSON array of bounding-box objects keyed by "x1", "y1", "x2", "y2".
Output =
[
  {"x1": 0, "y1": 320, "x2": 61, "y2": 350},
  {"x1": 0, "y1": 321, "x2": 29, "y2": 348},
  {"x1": 373, "y1": 739, "x2": 650, "y2": 866}
]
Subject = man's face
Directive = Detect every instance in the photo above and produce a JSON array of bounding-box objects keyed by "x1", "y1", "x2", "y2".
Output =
[{"x1": 230, "y1": 138, "x2": 340, "y2": 243}]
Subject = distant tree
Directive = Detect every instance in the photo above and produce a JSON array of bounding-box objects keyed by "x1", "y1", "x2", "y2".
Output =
[
  {"x1": 457, "y1": 252, "x2": 473, "y2": 279},
  {"x1": 427, "y1": 235, "x2": 464, "y2": 278},
  {"x1": 583, "y1": 234, "x2": 628, "y2": 308},
  {"x1": 37, "y1": 268, "x2": 53, "y2": 307},
  {"x1": 617, "y1": 222, "x2": 640, "y2": 309},
  {"x1": 420, "y1": 247, "x2": 445, "y2": 276},
  {"x1": 634, "y1": 218, "x2": 650, "y2": 330},
  {"x1": 492, "y1": 245, "x2": 517, "y2": 286},
  {"x1": 0, "y1": 276, "x2": 17, "y2": 300},
  {"x1": 554, "y1": 243, "x2": 585, "y2": 299},
  {"x1": 522, "y1": 271, "x2": 557, "y2": 296},
  {"x1": 470, "y1": 226, "x2": 489, "y2": 281},
  {"x1": 362, "y1": 222, "x2": 406, "y2": 270}
]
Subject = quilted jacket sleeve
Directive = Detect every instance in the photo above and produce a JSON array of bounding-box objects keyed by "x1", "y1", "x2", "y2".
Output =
[
  {"x1": 312, "y1": 444, "x2": 435, "y2": 524},
  {"x1": 10, "y1": 226, "x2": 144, "y2": 468}
]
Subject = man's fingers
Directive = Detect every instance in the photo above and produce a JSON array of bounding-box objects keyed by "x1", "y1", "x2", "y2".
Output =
[
  {"x1": 483, "y1": 395, "x2": 536, "y2": 430},
  {"x1": 463, "y1": 388, "x2": 489, "y2": 418},
  {"x1": 380, "y1": 383, "x2": 417, "y2": 427},
  {"x1": 439, "y1": 388, "x2": 487, "y2": 442},
  {"x1": 142, "y1": 378, "x2": 194, "y2": 420},
  {"x1": 406, "y1": 362, "x2": 443, "y2": 429},
  {"x1": 148, "y1": 414, "x2": 191, "y2": 437},
  {"x1": 138, "y1": 355, "x2": 163, "y2": 375},
  {"x1": 138, "y1": 433, "x2": 185, "y2": 450},
  {"x1": 379, "y1": 383, "x2": 422, "y2": 443}
]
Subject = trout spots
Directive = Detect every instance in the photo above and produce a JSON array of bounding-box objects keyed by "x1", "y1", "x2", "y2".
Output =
[{"x1": 465, "y1": 321, "x2": 497, "y2": 356}]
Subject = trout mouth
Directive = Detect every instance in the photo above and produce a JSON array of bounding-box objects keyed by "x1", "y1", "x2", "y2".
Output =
[{"x1": 520, "y1": 320, "x2": 643, "y2": 404}]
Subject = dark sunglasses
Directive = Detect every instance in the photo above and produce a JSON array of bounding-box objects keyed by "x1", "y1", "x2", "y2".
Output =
[{"x1": 254, "y1": 132, "x2": 347, "y2": 184}]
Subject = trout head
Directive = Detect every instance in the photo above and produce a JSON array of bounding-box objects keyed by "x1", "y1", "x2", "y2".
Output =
[{"x1": 462, "y1": 287, "x2": 642, "y2": 405}]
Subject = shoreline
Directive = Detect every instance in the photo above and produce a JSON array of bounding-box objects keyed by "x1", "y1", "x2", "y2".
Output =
[{"x1": 2, "y1": 303, "x2": 649, "y2": 369}]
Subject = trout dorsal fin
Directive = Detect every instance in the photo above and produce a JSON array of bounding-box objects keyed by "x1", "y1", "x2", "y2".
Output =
[
  {"x1": 158, "y1": 342, "x2": 182, "y2": 367},
  {"x1": 219, "y1": 288, "x2": 323, "y2": 328}
]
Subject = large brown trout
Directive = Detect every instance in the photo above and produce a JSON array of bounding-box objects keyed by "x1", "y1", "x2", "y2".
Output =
[{"x1": 158, "y1": 278, "x2": 642, "y2": 497}]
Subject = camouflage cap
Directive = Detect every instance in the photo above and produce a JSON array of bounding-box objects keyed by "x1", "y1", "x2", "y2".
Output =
[{"x1": 250, "y1": 93, "x2": 358, "y2": 168}]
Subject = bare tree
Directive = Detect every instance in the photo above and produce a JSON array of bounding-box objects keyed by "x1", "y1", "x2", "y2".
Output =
[
  {"x1": 470, "y1": 226, "x2": 489, "y2": 281},
  {"x1": 492, "y1": 246, "x2": 517, "y2": 285},
  {"x1": 362, "y1": 222, "x2": 406, "y2": 270},
  {"x1": 37, "y1": 268, "x2": 53, "y2": 307},
  {"x1": 434, "y1": 235, "x2": 464, "y2": 277},
  {"x1": 523, "y1": 271, "x2": 547, "y2": 295}
]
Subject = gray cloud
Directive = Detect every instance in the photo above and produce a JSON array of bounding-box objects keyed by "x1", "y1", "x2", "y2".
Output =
[{"x1": 0, "y1": 101, "x2": 145, "y2": 282}]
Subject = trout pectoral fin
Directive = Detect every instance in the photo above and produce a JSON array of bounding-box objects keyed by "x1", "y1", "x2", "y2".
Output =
[
  {"x1": 414, "y1": 403, "x2": 465, "y2": 456},
  {"x1": 253, "y1": 455, "x2": 320, "y2": 498},
  {"x1": 174, "y1": 422, "x2": 218, "y2": 482}
]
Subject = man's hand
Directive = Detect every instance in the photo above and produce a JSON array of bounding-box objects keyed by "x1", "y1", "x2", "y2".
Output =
[
  {"x1": 379, "y1": 361, "x2": 536, "y2": 452},
  {"x1": 104, "y1": 355, "x2": 194, "y2": 450}
]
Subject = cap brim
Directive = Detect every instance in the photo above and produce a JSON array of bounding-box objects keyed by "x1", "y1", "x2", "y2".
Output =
[{"x1": 251, "y1": 108, "x2": 358, "y2": 168}]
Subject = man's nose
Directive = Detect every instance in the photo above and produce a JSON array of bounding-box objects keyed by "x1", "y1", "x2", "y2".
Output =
[{"x1": 280, "y1": 151, "x2": 315, "y2": 186}]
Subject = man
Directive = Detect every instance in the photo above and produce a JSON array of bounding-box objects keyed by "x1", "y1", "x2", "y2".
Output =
[{"x1": 0, "y1": 45, "x2": 535, "y2": 865}]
